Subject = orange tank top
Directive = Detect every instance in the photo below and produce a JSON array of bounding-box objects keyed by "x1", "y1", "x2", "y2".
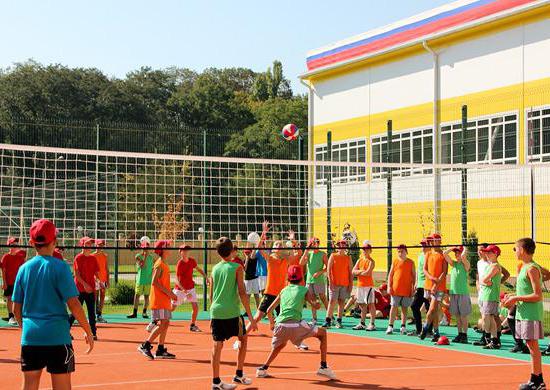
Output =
[
  {"x1": 150, "y1": 259, "x2": 172, "y2": 310},
  {"x1": 356, "y1": 255, "x2": 374, "y2": 287},
  {"x1": 425, "y1": 252, "x2": 446, "y2": 292},
  {"x1": 264, "y1": 255, "x2": 288, "y2": 296},
  {"x1": 330, "y1": 253, "x2": 351, "y2": 286},
  {"x1": 391, "y1": 258, "x2": 414, "y2": 296}
]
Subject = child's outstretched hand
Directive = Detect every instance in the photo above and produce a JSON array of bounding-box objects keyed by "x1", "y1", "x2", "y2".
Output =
[{"x1": 84, "y1": 332, "x2": 94, "y2": 354}]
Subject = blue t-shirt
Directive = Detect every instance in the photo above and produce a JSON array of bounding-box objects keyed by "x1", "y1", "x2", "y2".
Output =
[
  {"x1": 256, "y1": 251, "x2": 267, "y2": 277},
  {"x1": 12, "y1": 255, "x2": 79, "y2": 346}
]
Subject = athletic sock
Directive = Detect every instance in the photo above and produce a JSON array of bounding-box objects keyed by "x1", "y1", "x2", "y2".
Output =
[
  {"x1": 531, "y1": 374, "x2": 543, "y2": 386},
  {"x1": 337, "y1": 317, "x2": 342, "y2": 323},
  {"x1": 143, "y1": 341, "x2": 151, "y2": 348},
  {"x1": 236, "y1": 369, "x2": 243, "y2": 377},
  {"x1": 260, "y1": 365, "x2": 269, "y2": 370},
  {"x1": 213, "y1": 377, "x2": 221, "y2": 385},
  {"x1": 360, "y1": 321, "x2": 365, "y2": 326},
  {"x1": 158, "y1": 344, "x2": 164, "y2": 350},
  {"x1": 8, "y1": 313, "x2": 14, "y2": 319},
  {"x1": 320, "y1": 361, "x2": 328, "y2": 369},
  {"x1": 325, "y1": 317, "x2": 332, "y2": 324}
]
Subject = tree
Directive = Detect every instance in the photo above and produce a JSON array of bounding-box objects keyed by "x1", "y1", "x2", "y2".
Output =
[{"x1": 252, "y1": 60, "x2": 292, "y2": 101}]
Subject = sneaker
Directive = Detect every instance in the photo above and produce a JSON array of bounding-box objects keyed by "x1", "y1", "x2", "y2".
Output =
[
  {"x1": 352, "y1": 323, "x2": 366, "y2": 331},
  {"x1": 419, "y1": 328, "x2": 428, "y2": 340},
  {"x1": 211, "y1": 382, "x2": 237, "y2": 389},
  {"x1": 256, "y1": 367, "x2": 269, "y2": 378},
  {"x1": 1, "y1": 317, "x2": 9, "y2": 322},
  {"x1": 310, "y1": 319, "x2": 317, "y2": 326},
  {"x1": 93, "y1": 335, "x2": 98, "y2": 341},
  {"x1": 511, "y1": 343, "x2": 526, "y2": 353},
  {"x1": 295, "y1": 343, "x2": 309, "y2": 351},
  {"x1": 96, "y1": 315, "x2": 107, "y2": 324},
  {"x1": 317, "y1": 366, "x2": 337, "y2": 380},
  {"x1": 386, "y1": 326, "x2": 393, "y2": 335},
  {"x1": 321, "y1": 321, "x2": 332, "y2": 328},
  {"x1": 142, "y1": 313, "x2": 149, "y2": 319},
  {"x1": 8, "y1": 317, "x2": 18, "y2": 326},
  {"x1": 431, "y1": 333, "x2": 440, "y2": 343},
  {"x1": 407, "y1": 330, "x2": 419, "y2": 336},
  {"x1": 482, "y1": 342, "x2": 500, "y2": 350},
  {"x1": 233, "y1": 375, "x2": 252, "y2": 385},
  {"x1": 155, "y1": 347, "x2": 176, "y2": 359},
  {"x1": 452, "y1": 334, "x2": 463, "y2": 343},
  {"x1": 366, "y1": 324, "x2": 376, "y2": 331},
  {"x1": 127, "y1": 313, "x2": 137, "y2": 319},
  {"x1": 458, "y1": 335, "x2": 469, "y2": 344},
  {"x1": 400, "y1": 327, "x2": 407, "y2": 335},
  {"x1": 519, "y1": 382, "x2": 546, "y2": 390},
  {"x1": 190, "y1": 324, "x2": 202, "y2": 333},
  {"x1": 233, "y1": 340, "x2": 241, "y2": 351},
  {"x1": 335, "y1": 321, "x2": 343, "y2": 329},
  {"x1": 146, "y1": 322, "x2": 156, "y2": 333},
  {"x1": 473, "y1": 336, "x2": 488, "y2": 346},
  {"x1": 138, "y1": 343, "x2": 154, "y2": 360}
]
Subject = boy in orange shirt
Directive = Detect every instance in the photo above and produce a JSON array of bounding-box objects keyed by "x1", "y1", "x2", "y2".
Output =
[
  {"x1": 387, "y1": 244, "x2": 416, "y2": 335},
  {"x1": 138, "y1": 240, "x2": 177, "y2": 360},
  {"x1": 352, "y1": 241, "x2": 377, "y2": 331},
  {"x1": 324, "y1": 240, "x2": 353, "y2": 329},
  {"x1": 93, "y1": 239, "x2": 109, "y2": 324},
  {"x1": 420, "y1": 233, "x2": 448, "y2": 342}
]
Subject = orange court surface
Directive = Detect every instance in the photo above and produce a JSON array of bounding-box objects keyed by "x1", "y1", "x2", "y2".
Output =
[{"x1": 0, "y1": 320, "x2": 547, "y2": 389}]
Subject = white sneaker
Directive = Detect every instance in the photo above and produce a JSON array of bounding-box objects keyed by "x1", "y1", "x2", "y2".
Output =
[
  {"x1": 233, "y1": 375, "x2": 252, "y2": 385},
  {"x1": 145, "y1": 322, "x2": 156, "y2": 333},
  {"x1": 386, "y1": 326, "x2": 393, "y2": 335},
  {"x1": 232, "y1": 340, "x2": 241, "y2": 351},
  {"x1": 211, "y1": 382, "x2": 237, "y2": 390},
  {"x1": 295, "y1": 343, "x2": 309, "y2": 351},
  {"x1": 400, "y1": 327, "x2": 407, "y2": 335},
  {"x1": 366, "y1": 323, "x2": 376, "y2": 331},
  {"x1": 8, "y1": 317, "x2": 18, "y2": 326},
  {"x1": 256, "y1": 367, "x2": 269, "y2": 378},
  {"x1": 317, "y1": 366, "x2": 337, "y2": 380},
  {"x1": 310, "y1": 319, "x2": 317, "y2": 326}
]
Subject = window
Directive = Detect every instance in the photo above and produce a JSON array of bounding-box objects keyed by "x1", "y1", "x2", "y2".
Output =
[
  {"x1": 527, "y1": 107, "x2": 550, "y2": 162},
  {"x1": 440, "y1": 112, "x2": 518, "y2": 167},
  {"x1": 315, "y1": 139, "x2": 366, "y2": 185},
  {"x1": 371, "y1": 128, "x2": 433, "y2": 179}
]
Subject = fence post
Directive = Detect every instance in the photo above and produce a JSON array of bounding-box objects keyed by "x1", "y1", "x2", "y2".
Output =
[
  {"x1": 386, "y1": 120, "x2": 393, "y2": 272},
  {"x1": 202, "y1": 231, "x2": 208, "y2": 312},
  {"x1": 461, "y1": 106, "x2": 468, "y2": 244},
  {"x1": 298, "y1": 136, "x2": 304, "y2": 241},
  {"x1": 326, "y1": 131, "x2": 332, "y2": 254},
  {"x1": 202, "y1": 129, "x2": 208, "y2": 311},
  {"x1": 114, "y1": 232, "x2": 119, "y2": 285}
]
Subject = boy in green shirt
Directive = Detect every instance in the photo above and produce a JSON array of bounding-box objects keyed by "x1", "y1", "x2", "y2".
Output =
[
  {"x1": 444, "y1": 246, "x2": 471, "y2": 343},
  {"x1": 479, "y1": 245, "x2": 502, "y2": 350},
  {"x1": 256, "y1": 264, "x2": 336, "y2": 380},
  {"x1": 503, "y1": 238, "x2": 545, "y2": 390},
  {"x1": 299, "y1": 237, "x2": 328, "y2": 325},
  {"x1": 128, "y1": 240, "x2": 154, "y2": 319},
  {"x1": 210, "y1": 237, "x2": 257, "y2": 390}
]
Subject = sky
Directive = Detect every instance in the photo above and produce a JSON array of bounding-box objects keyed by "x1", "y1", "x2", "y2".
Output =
[{"x1": 1, "y1": 0, "x2": 452, "y2": 93}]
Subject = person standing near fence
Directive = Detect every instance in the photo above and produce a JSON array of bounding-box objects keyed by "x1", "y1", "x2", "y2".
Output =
[
  {"x1": 1, "y1": 237, "x2": 26, "y2": 326},
  {"x1": 478, "y1": 245, "x2": 502, "y2": 350},
  {"x1": 408, "y1": 239, "x2": 430, "y2": 336},
  {"x1": 352, "y1": 241, "x2": 377, "y2": 331},
  {"x1": 300, "y1": 237, "x2": 329, "y2": 326},
  {"x1": 128, "y1": 238, "x2": 154, "y2": 319},
  {"x1": 93, "y1": 239, "x2": 109, "y2": 324},
  {"x1": 444, "y1": 246, "x2": 471, "y2": 343}
]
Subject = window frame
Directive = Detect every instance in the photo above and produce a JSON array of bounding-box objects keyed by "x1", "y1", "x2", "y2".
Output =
[
  {"x1": 526, "y1": 105, "x2": 550, "y2": 163},
  {"x1": 314, "y1": 137, "x2": 367, "y2": 186}
]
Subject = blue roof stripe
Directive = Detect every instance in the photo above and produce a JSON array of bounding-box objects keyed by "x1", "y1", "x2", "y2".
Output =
[{"x1": 307, "y1": 0, "x2": 496, "y2": 62}]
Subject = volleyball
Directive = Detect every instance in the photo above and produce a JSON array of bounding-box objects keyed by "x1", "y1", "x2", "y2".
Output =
[
  {"x1": 247, "y1": 232, "x2": 260, "y2": 245},
  {"x1": 281, "y1": 123, "x2": 299, "y2": 141}
]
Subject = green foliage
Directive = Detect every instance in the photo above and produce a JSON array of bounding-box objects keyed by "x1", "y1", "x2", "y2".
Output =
[{"x1": 108, "y1": 281, "x2": 136, "y2": 305}]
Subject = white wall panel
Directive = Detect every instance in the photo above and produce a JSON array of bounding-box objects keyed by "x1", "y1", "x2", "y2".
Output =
[{"x1": 524, "y1": 18, "x2": 550, "y2": 83}]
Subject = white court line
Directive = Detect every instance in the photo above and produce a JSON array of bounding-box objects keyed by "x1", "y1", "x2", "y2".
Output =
[{"x1": 39, "y1": 362, "x2": 528, "y2": 389}]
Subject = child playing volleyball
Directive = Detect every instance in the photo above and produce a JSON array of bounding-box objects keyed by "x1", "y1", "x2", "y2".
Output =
[
  {"x1": 256, "y1": 264, "x2": 336, "y2": 380},
  {"x1": 138, "y1": 240, "x2": 177, "y2": 360},
  {"x1": 324, "y1": 240, "x2": 353, "y2": 329},
  {"x1": 352, "y1": 241, "x2": 377, "y2": 331},
  {"x1": 386, "y1": 244, "x2": 415, "y2": 335},
  {"x1": 174, "y1": 244, "x2": 208, "y2": 332},
  {"x1": 444, "y1": 246, "x2": 471, "y2": 343},
  {"x1": 12, "y1": 219, "x2": 94, "y2": 390},
  {"x1": 210, "y1": 237, "x2": 257, "y2": 389},
  {"x1": 300, "y1": 237, "x2": 328, "y2": 325},
  {"x1": 1, "y1": 236, "x2": 25, "y2": 325},
  {"x1": 128, "y1": 239, "x2": 155, "y2": 319},
  {"x1": 479, "y1": 245, "x2": 502, "y2": 350},
  {"x1": 503, "y1": 238, "x2": 545, "y2": 390},
  {"x1": 93, "y1": 239, "x2": 109, "y2": 324}
]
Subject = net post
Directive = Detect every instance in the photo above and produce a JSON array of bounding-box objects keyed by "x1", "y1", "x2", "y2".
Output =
[
  {"x1": 326, "y1": 131, "x2": 332, "y2": 254},
  {"x1": 202, "y1": 232, "x2": 208, "y2": 312},
  {"x1": 386, "y1": 120, "x2": 393, "y2": 272},
  {"x1": 461, "y1": 105, "x2": 468, "y2": 244},
  {"x1": 114, "y1": 232, "x2": 119, "y2": 285},
  {"x1": 298, "y1": 135, "x2": 304, "y2": 241},
  {"x1": 202, "y1": 128, "x2": 208, "y2": 312}
]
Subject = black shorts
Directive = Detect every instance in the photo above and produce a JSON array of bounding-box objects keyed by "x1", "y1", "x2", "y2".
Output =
[
  {"x1": 4, "y1": 285, "x2": 14, "y2": 297},
  {"x1": 21, "y1": 345, "x2": 75, "y2": 374},
  {"x1": 258, "y1": 294, "x2": 278, "y2": 313},
  {"x1": 210, "y1": 316, "x2": 246, "y2": 342}
]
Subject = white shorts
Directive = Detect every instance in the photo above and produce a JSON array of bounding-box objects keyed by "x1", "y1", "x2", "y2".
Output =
[
  {"x1": 356, "y1": 287, "x2": 376, "y2": 305},
  {"x1": 258, "y1": 276, "x2": 267, "y2": 291},
  {"x1": 172, "y1": 288, "x2": 198, "y2": 306},
  {"x1": 245, "y1": 278, "x2": 260, "y2": 295}
]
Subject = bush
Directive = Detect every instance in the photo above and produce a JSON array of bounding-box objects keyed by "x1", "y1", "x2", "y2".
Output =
[{"x1": 108, "y1": 281, "x2": 135, "y2": 305}]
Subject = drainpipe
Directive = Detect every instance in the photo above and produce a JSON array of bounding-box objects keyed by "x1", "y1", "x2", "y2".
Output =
[
  {"x1": 423, "y1": 40, "x2": 441, "y2": 234},
  {"x1": 300, "y1": 78, "x2": 315, "y2": 238}
]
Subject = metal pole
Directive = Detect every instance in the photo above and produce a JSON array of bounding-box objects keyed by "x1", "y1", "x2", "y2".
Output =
[
  {"x1": 461, "y1": 105, "x2": 468, "y2": 244},
  {"x1": 386, "y1": 120, "x2": 393, "y2": 272},
  {"x1": 326, "y1": 131, "x2": 332, "y2": 254},
  {"x1": 298, "y1": 136, "x2": 304, "y2": 241},
  {"x1": 202, "y1": 129, "x2": 208, "y2": 311},
  {"x1": 528, "y1": 109, "x2": 536, "y2": 240},
  {"x1": 202, "y1": 231, "x2": 208, "y2": 311},
  {"x1": 95, "y1": 123, "x2": 100, "y2": 238}
]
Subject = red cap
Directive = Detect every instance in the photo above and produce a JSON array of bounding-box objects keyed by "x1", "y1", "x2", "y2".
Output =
[
  {"x1": 243, "y1": 249, "x2": 252, "y2": 256},
  {"x1": 140, "y1": 241, "x2": 151, "y2": 248},
  {"x1": 429, "y1": 233, "x2": 442, "y2": 240},
  {"x1": 436, "y1": 335, "x2": 450, "y2": 345},
  {"x1": 420, "y1": 239, "x2": 429, "y2": 247},
  {"x1": 397, "y1": 244, "x2": 408, "y2": 252},
  {"x1": 179, "y1": 244, "x2": 191, "y2": 251},
  {"x1": 29, "y1": 219, "x2": 57, "y2": 245},
  {"x1": 452, "y1": 246, "x2": 464, "y2": 254},
  {"x1": 154, "y1": 240, "x2": 170, "y2": 256},
  {"x1": 481, "y1": 244, "x2": 501, "y2": 257},
  {"x1": 287, "y1": 264, "x2": 303, "y2": 282},
  {"x1": 379, "y1": 283, "x2": 388, "y2": 291},
  {"x1": 95, "y1": 239, "x2": 105, "y2": 246},
  {"x1": 6, "y1": 236, "x2": 19, "y2": 246},
  {"x1": 78, "y1": 236, "x2": 94, "y2": 247},
  {"x1": 337, "y1": 239, "x2": 348, "y2": 248}
]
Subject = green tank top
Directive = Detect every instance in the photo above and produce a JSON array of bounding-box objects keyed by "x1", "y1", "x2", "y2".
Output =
[
  {"x1": 276, "y1": 284, "x2": 308, "y2": 324},
  {"x1": 210, "y1": 261, "x2": 241, "y2": 320},
  {"x1": 516, "y1": 262, "x2": 544, "y2": 321},
  {"x1": 480, "y1": 263, "x2": 501, "y2": 302},
  {"x1": 136, "y1": 253, "x2": 154, "y2": 285},
  {"x1": 417, "y1": 253, "x2": 426, "y2": 286},
  {"x1": 450, "y1": 261, "x2": 469, "y2": 295},
  {"x1": 306, "y1": 251, "x2": 326, "y2": 284}
]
